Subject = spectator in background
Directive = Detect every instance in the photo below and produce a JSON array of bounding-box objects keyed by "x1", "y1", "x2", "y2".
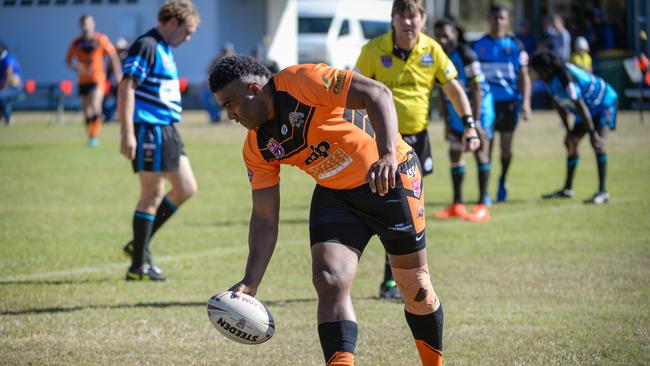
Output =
[
  {"x1": 202, "y1": 42, "x2": 235, "y2": 123},
  {"x1": 66, "y1": 14, "x2": 122, "y2": 147},
  {"x1": 103, "y1": 37, "x2": 129, "y2": 122},
  {"x1": 585, "y1": 8, "x2": 615, "y2": 54},
  {"x1": 251, "y1": 43, "x2": 279, "y2": 74},
  {"x1": 0, "y1": 41, "x2": 23, "y2": 125},
  {"x1": 546, "y1": 15, "x2": 571, "y2": 62},
  {"x1": 570, "y1": 36, "x2": 592, "y2": 73},
  {"x1": 515, "y1": 19, "x2": 537, "y2": 57}
]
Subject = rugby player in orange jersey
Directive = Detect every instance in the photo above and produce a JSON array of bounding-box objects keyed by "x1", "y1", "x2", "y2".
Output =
[
  {"x1": 66, "y1": 14, "x2": 122, "y2": 147},
  {"x1": 209, "y1": 55, "x2": 480, "y2": 366}
]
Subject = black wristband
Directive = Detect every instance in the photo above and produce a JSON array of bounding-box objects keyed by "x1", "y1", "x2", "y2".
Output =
[{"x1": 461, "y1": 115, "x2": 476, "y2": 129}]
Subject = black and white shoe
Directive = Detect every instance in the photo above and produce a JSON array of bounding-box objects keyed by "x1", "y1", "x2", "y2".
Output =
[
  {"x1": 125, "y1": 264, "x2": 167, "y2": 282},
  {"x1": 583, "y1": 191, "x2": 610, "y2": 204},
  {"x1": 542, "y1": 189, "x2": 575, "y2": 199},
  {"x1": 122, "y1": 241, "x2": 164, "y2": 276}
]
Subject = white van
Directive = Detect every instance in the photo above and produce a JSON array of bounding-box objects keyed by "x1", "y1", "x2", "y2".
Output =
[{"x1": 298, "y1": 0, "x2": 393, "y2": 70}]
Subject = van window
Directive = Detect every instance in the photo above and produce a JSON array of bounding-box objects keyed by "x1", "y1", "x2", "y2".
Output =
[
  {"x1": 360, "y1": 20, "x2": 391, "y2": 39},
  {"x1": 299, "y1": 17, "x2": 333, "y2": 34},
  {"x1": 339, "y1": 19, "x2": 350, "y2": 36}
]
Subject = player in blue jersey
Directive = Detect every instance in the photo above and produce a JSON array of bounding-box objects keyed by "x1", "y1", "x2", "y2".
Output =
[
  {"x1": 433, "y1": 19, "x2": 494, "y2": 222},
  {"x1": 473, "y1": 5, "x2": 532, "y2": 202},
  {"x1": 118, "y1": 0, "x2": 200, "y2": 281},
  {"x1": 0, "y1": 41, "x2": 23, "y2": 125},
  {"x1": 531, "y1": 51, "x2": 617, "y2": 204}
]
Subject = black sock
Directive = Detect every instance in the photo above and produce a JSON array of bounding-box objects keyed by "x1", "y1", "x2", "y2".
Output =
[
  {"x1": 451, "y1": 166, "x2": 465, "y2": 203},
  {"x1": 383, "y1": 255, "x2": 393, "y2": 283},
  {"x1": 151, "y1": 196, "x2": 177, "y2": 237},
  {"x1": 405, "y1": 305, "x2": 444, "y2": 351},
  {"x1": 318, "y1": 320, "x2": 358, "y2": 362},
  {"x1": 477, "y1": 163, "x2": 491, "y2": 204},
  {"x1": 596, "y1": 154, "x2": 608, "y2": 192},
  {"x1": 130, "y1": 211, "x2": 154, "y2": 271},
  {"x1": 564, "y1": 155, "x2": 579, "y2": 190},
  {"x1": 500, "y1": 156, "x2": 512, "y2": 181}
]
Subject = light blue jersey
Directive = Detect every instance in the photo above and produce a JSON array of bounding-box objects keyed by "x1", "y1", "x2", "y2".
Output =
[
  {"x1": 445, "y1": 44, "x2": 495, "y2": 139},
  {"x1": 544, "y1": 63, "x2": 618, "y2": 128},
  {"x1": 122, "y1": 28, "x2": 182, "y2": 125},
  {"x1": 473, "y1": 35, "x2": 528, "y2": 102}
]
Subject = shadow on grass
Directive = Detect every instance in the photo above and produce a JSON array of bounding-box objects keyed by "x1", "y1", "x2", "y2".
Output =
[
  {"x1": 0, "y1": 298, "x2": 321, "y2": 317},
  {"x1": 0, "y1": 296, "x2": 395, "y2": 317},
  {"x1": 188, "y1": 218, "x2": 308, "y2": 227},
  {"x1": 0, "y1": 278, "x2": 113, "y2": 286}
]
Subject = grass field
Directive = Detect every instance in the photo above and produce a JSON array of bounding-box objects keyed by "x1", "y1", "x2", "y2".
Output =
[{"x1": 0, "y1": 110, "x2": 648, "y2": 366}]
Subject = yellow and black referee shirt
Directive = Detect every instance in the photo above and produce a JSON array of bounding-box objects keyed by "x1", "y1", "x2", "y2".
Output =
[{"x1": 355, "y1": 31, "x2": 457, "y2": 135}]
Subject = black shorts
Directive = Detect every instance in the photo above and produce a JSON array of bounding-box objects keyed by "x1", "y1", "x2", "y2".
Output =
[
  {"x1": 132, "y1": 123, "x2": 185, "y2": 173},
  {"x1": 78, "y1": 83, "x2": 98, "y2": 96},
  {"x1": 309, "y1": 153, "x2": 426, "y2": 256},
  {"x1": 494, "y1": 100, "x2": 521, "y2": 133},
  {"x1": 402, "y1": 129, "x2": 433, "y2": 176}
]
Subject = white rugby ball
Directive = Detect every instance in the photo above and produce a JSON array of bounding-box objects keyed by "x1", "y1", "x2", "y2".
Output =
[{"x1": 207, "y1": 291, "x2": 275, "y2": 345}]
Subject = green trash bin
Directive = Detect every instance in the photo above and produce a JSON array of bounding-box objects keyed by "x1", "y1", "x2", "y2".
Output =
[{"x1": 593, "y1": 49, "x2": 634, "y2": 109}]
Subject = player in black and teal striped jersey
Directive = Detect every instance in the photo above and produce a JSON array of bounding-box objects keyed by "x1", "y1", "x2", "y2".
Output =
[
  {"x1": 531, "y1": 51, "x2": 617, "y2": 204},
  {"x1": 434, "y1": 19, "x2": 495, "y2": 222},
  {"x1": 118, "y1": 0, "x2": 200, "y2": 281}
]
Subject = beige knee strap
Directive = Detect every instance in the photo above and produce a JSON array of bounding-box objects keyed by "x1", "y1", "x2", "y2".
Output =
[{"x1": 392, "y1": 264, "x2": 440, "y2": 315}]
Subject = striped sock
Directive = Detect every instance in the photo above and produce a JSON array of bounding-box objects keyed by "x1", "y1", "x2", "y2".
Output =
[{"x1": 451, "y1": 165, "x2": 466, "y2": 203}]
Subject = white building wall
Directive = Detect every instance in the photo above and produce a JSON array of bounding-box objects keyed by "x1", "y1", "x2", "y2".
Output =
[{"x1": 0, "y1": 0, "x2": 275, "y2": 84}]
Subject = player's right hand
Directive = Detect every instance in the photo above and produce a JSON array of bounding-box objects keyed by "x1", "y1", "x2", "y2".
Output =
[
  {"x1": 229, "y1": 281, "x2": 257, "y2": 297},
  {"x1": 366, "y1": 152, "x2": 397, "y2": 197},
  {"x1": 120, "y1": 134, "x2": 137, "y2": 160}
]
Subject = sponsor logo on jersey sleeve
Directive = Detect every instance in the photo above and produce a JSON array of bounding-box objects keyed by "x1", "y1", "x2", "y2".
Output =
[
  {"x1": 267, "y1": 138, "x2": 285, "y2": 159},
  {"x1": 247, "y1": 167, "x2": 253, "y2": 182},
  {"x1": 281, "y1": 124, "x2": 288, "y2": 135},
  {"x1": 322, "y1": 74, "x2": 331, "y2": 90},
  {"x1": 443, "y1": 62, "x2": 456, "y2": 78},
  {"x1": 333, "y1": 70, "x2": 347, "y2": 95},
  {"x1": 381, "y1": 55, "x2": 392, "y2": 68}
]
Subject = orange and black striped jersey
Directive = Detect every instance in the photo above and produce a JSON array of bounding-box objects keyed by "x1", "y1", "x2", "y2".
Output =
[
  {"x1": 65, "y1": 33, "x2": 116, "y2": 84},
  {"x1": 243, "y1": 63, "x2": 413, "y2": 190}
]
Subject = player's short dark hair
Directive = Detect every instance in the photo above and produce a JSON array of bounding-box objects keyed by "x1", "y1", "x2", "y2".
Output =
[
  {"x1": 489, "y1": 4, "x2": 509, "y2": 15},
  {"x1": 433, "y1": 18, "x2": 456, "y2": 30},
  {"x1": 209, "y1": 55, "x2": 272, "y2": 93},
  {"x1": 79, "y1": 14, "x2": 92, "y2": 25},
  {"x1": 530, "y1": 50, "x2": 563, "y2": 71}
]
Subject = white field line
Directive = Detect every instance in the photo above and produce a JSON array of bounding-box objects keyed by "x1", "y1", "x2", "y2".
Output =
[
  {"x1": 0, "y1": 244, "x2": 250, "y2": 282},
  {"x1": 0, "y1": 197, "x2": 637, "y2": 282}
]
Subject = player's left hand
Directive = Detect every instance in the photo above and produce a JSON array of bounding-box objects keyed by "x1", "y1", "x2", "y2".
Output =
[
  {"x1": 366, "y1": 152, "x2": 397, "y2": 197},
  {"x1": 462, "y1": 127, "x2": 481, "y2": 152}
]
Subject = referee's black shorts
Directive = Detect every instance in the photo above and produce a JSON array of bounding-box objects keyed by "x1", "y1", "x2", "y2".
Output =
[{"x1": 309, "y1": 153, "x2": 426, "y2": 256}]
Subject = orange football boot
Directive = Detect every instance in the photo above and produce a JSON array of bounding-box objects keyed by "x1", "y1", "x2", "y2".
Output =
[
  {"x1": 464, "y1": 204, "x2": 490, "y2": 222},
  {"x1": 433, "y1": 203, "x2": 468, "y2": 219}
]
